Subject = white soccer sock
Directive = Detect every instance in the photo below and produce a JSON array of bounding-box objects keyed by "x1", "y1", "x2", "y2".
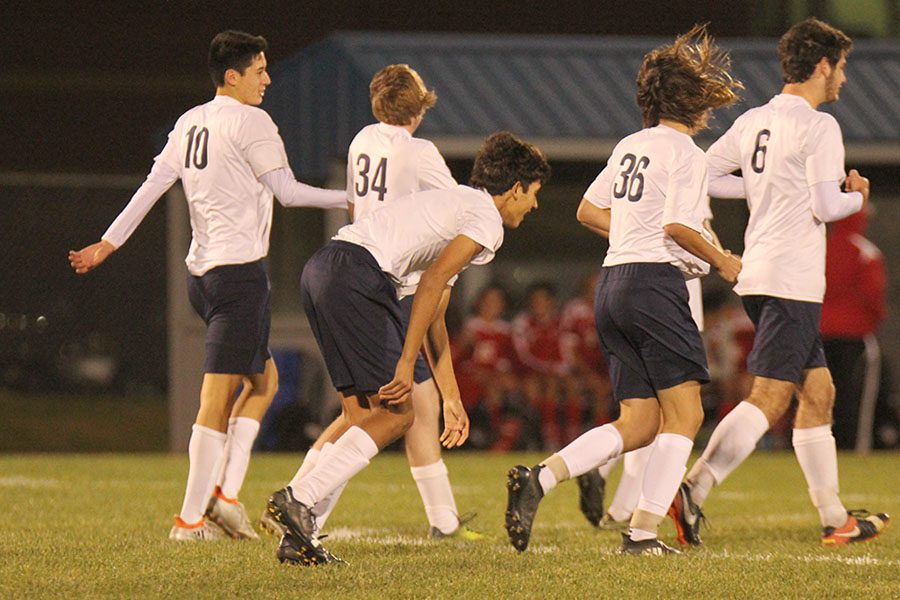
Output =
[
  {"x1": 608, "y1": 442, "x2": 654, "y2": 522},
  {"x1": 304, "y1": 443, "x2": 345, "y2": 531},
  {"x1": 557, "y1": 424, "x2": 624, "y2": 480},
  {"x1": 289, "y1": 444, "x2": 326, "y2": 490},
  {"x1": 179, "y1": 424, "x2": 227, "y2": 524},
  {"x1": 634, "y1": 433, "x2": 694, "y2": 531},
  {"x1": 217, "y1": 417, "x2": 260, "y2": 500},
  {"x1": 292, "y1": 426, "x2": 378, "y2": 508},
  {"x1": 687, "y1": 401, "x2": 769, "y2": 506},
  {"x1": 410, "y1": 460, "x2": 460, "y2": 534},
  {"x1": 312, "y1": 480, "x2": 348, "y2": 532},
  {"x1": 597, "y1": 454, "x2": 621, "y2": 480},
  {"x1": 793, "y1": 425, "x2": 847, "y2": 528},
  {"x1": 538, "y1": 466, "x2": 558, "y2": 495}
]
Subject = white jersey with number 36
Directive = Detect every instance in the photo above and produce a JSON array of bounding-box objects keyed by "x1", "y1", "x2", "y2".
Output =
[
  {"x1": 706, "y1": 94, "x2": 847, "y2": 302},
  {"x1": 347, "y1": 123, "x2": 456, "y2": 220},
  {"x1": 584, "y1": 124, "x2": 710, "y2": 278}
]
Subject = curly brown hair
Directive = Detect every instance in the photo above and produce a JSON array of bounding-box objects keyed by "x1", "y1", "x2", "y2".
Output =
[
  {"x1": 636, "y1": 24, "x2": 742, "y2": 131},
  {"x1": 470, "y1": 132, "x2": 551, "y2": 196},
  {"x1": 778, "y1": 18, "x2": 852, "y2": 84},
  {"x1": 369, "y1": 64, "x2": 438, "y2": 126}
]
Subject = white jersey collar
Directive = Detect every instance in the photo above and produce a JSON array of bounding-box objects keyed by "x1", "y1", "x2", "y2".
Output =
[
  {"x1": 211, "y1": 94, "x2": 244, "y2": 107},
  {"x1": 375, "y1": 122, "x2": 413, "y2": 139},
  {"x1": 772, "y1": 93, "x2": 814, "y2": 109}
]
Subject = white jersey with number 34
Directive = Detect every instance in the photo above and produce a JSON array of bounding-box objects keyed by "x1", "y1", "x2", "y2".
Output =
[{"x1": 346, "y1": 123, "x2": 456, "y2": 220}]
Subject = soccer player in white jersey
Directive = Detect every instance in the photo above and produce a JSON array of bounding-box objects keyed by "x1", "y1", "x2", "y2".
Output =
[
  {"x1": 504, "y1": 26, "x2": 743, "y2": 556},
  {"x1": 262, "y1": 65, "x2": 480, "y2": 541},
  {"x1": 265, "y1": 132, "x2": 550, "y2": 565},
  {"x1": 584, "y1": 213, "x2": 718, "y2": 532},
  {"x1": 670, "y1": 18, "x2": 889, "y2": 547},
  {"x1": 68, "y1": 31, "x2": 347, "y2": 541}
]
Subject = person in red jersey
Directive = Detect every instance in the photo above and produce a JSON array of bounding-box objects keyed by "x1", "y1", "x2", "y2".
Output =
[{"x1": 821, "y1": 207, "x2": 887, "y2": 450}]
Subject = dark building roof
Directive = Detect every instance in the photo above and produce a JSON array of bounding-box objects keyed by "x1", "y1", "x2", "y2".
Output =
[{"x1": 263, "y1": 32, "x2": 900, "y2": 179}]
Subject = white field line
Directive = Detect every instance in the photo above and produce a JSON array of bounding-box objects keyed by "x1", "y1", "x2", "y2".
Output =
[
  {"x1": 0, "y1": 476, "x2": 59, "y2": 488},
  {"x1": 323, "y1": 527, "x2": 899, "y2": 567}
]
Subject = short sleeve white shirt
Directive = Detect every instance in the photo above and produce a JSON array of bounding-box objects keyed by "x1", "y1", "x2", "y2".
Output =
[
  {"x1": 584, "y1": 125, "x2": 710, "y2": 277},
  {"x1": 706, "y1": 94, "x2": 846, "y2": 302},
  {"x1": 152, "y1": 95, "x2": 289, "y2": 275},
  {"x1": 334, "y1": 185, "x2": 503, "y2": 298}
]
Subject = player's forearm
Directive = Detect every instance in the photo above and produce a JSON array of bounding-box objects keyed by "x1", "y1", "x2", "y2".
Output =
[
  {"x1": 810, "y1": 181, "x2": 863, "y2": 223},
  {"x1": 400, "y1": 273, "x2": 446, "y2": 366},
  {"x1": 708, "y1": 174, "x2": 745, "y2": 199},
  {"x1": 102, "y1": 161, "x2": 178, "y2": 248},
  {"x1": 576, "y1": 199, "x2": 611, "y2": 238},
  {"x1": 425, "y1": 301, "x2": 461, "y2": 402},
  {"x1": 664, "y1": 222, "x2": 731, "y2": 270},
  {"x1": 261, "y1": 167, "x2": 348, "y2": 209}
]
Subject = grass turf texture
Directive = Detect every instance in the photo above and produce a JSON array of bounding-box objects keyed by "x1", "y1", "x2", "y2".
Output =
[{"x1": 0, "y1": 452, "x2": 897, "y2": 599}]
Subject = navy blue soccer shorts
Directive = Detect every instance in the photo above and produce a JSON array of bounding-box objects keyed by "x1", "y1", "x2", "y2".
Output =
[
  {"x1": 594, "y1": 263, "x2": 709, "y2": 401},
  {"x1": 741, "y1": 295, "x2": 827, "y2": 383},
  {"x1": 301, "y1": 241, "x2": 431, "y2": 395},
  {"x1": 187, "y1": 259, "x2": 271, "y2": 375}
]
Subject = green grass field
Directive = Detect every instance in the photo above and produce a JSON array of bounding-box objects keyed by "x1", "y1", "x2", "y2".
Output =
[{"x1": 1, "y1": 451, "x2": 897, "y2": 599}]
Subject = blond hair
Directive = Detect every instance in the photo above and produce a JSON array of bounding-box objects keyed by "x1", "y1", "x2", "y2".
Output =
[{"x1": 369, "y1": 64, "x2": 437, "y2": 126}]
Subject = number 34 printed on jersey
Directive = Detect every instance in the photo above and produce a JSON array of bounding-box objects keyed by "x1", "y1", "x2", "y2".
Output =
[
  {"x1": 355, "y1": 153, "x2": 388, "y2": 201},
  {"x1": 614, "y1": 153, "x2": 649, "y2": 202}
]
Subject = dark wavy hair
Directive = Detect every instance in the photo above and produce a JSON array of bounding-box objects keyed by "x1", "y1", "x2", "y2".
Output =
[
  {"x1": 778, "y1": 18, "x2": 852, "y2": 84},
  {"x1": 208, "y1": 30, "x2": 268, "y2": 87},
  {"x1": 636, "y1": 24, "x2": 742, "y2": 130},
  {"x1": 470, "y1": 132, "x2": 551, "y2": 196}
]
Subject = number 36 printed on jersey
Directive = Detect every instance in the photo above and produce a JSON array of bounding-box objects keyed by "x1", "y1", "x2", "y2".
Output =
[{"x1": 614, "y1": 153, "x2": 650, "y2": 202}]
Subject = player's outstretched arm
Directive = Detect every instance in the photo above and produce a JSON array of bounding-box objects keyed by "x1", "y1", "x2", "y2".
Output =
[
  {"x1": 68, "y1": 240, "x2": 116, "y2": 274},
  {"x1": 379, "y1": 235, "x2": 483, "y2": 407},
  {"x1": 261, "y1": 167, "x2": 348, "y2": 210}
]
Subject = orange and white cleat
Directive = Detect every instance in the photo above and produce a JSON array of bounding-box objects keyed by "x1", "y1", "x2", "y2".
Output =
[
  {"x1": 206, "y1": 486, "x2": 259, "y2": 540},
  {"x1": 168, "y1": 516, "x2": 224, "y2": 541},
  {"x1": 821, "y1": 511, "x2": 889, "y2": 547}
]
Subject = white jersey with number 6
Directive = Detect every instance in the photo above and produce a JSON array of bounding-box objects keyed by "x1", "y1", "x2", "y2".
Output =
[
  {"x1": 583, "y1": 124, "x2": 710, "y2": 278},
  {"x1": 706, "y1": 93, "x2": 847, "y2": 302},
  {"x1": 347, "y1": 122, "x2": 456, "y2": 220}
]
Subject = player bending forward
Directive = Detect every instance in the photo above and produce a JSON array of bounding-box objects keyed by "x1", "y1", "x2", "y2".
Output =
[
  {"x1": 260, "y1": 64, "x2": 480, "y2": 542},
  {"x1": 669, "y1": 17, "x2": 889, "y2": 547},
  {"x1": 267, "y1": 131, "x2": 550, "y2": 565},
  {"x1": 504, "y1": 25, "x2": 742, "y2": 556}
]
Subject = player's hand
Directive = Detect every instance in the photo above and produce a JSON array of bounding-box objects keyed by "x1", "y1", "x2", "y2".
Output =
[
  {"x1": 378, "y1": 360, "x2": 414, "y2": 406},
  {"x1": 440, "y1": 397, "x2": 470, "y2": 449},
  {"x1": 69, "y1": 240, "x2": 115, "y2": 274},
  {"x1": 845, "y1": 169, "x2": 870, "y2": 206},
  {"x1": 715, "y1": 249, "x2": 742, "y2": 284}
]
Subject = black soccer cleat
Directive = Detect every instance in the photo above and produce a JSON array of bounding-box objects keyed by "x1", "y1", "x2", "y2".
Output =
[
  {"x1": 505, "y1": 464, "x2": 545, "y2": 552},
  {"x1": 667, "y1": 482, "x2": 706, "y2": 546},
  {"x1": 822, "y1": 510, "x2": 890, "y2": 546},
  {"x1": 268, "y1": 487, "x2": 330, "y2": 566},
  {"x1": 617, "y1": 533, "x2": 682, "y2": 555},
  {"x1": 576, "y1": 470, "x2": 606, "y2": 528},
  {"x1": 276, "y1": 532, "x2": 339, "y2": 566}
]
